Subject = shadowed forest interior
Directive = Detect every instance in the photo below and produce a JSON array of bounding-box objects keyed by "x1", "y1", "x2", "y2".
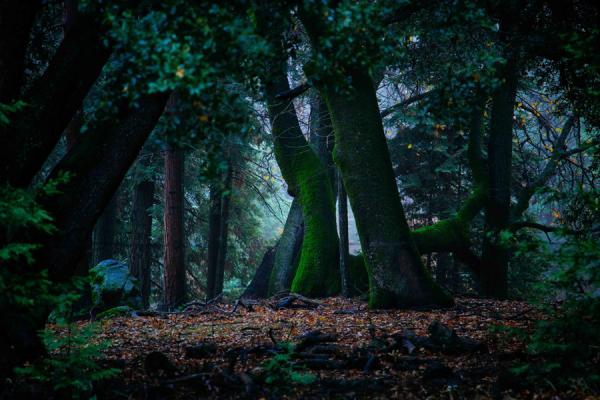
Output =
[{"x1": 0, "y1": 0, "x2": 598, "y2": 399}]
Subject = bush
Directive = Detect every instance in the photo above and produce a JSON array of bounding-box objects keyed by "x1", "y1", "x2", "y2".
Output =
[
  {"x1": 15, "y1": 322, "x2": 120, "y2": 399},
  {"x1": 510, "y1": 187, "x2": 600, "y2": 392}
]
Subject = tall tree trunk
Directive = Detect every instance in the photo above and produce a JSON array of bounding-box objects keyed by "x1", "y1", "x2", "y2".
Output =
[
  {"x1": 264, "y1": 73, "x2": 340, "y2": 297},
  {"x1": 268, "y1": 198, "x2": 304, "y2": 294},
  {"x1": 215, "y1": 164, "x2": 232, "y2": 295},
  {"x1": 129, "y1": 154, "x2": 156, "y2": 309},
  {"x1": 480, "y1": 61, "x2": 519, "y2": 299},
  {"x1": 162, "y1": 146, "x2": 186, "y2": 309},
  {"x1": 93, "y1": 193, "x2": 118, "y2": 264},
  {"x1": 316, "y1": 69, "x2": 451, "y2": 308},
  {"x1": 206, "y1": 180, "x2": 223, "y2": 299},
  {"x1": 337, "y1": 169, "x2": 350, "y2": 297},
  {"x1": 243, "y1": 246, "x2": 277, "y2": 299}
]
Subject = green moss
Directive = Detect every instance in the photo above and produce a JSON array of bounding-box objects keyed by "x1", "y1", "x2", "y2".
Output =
[
  {"x1": 266, "y1": 73, "x2": 340, "y2": 298},
  {"x1": 289, "y1": 154, "x2": 340, "y2": 297}
]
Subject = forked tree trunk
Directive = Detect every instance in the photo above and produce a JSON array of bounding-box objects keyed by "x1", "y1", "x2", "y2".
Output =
[
  {"x1": 2, "y1": 93, "x2": 169, "y2": 376},
  {"x1": 162, "y1": 146, "x2": 186, "y2": 309},
  {"x1": 129, "y1": 154, "x2": 156, "y2": 308}
]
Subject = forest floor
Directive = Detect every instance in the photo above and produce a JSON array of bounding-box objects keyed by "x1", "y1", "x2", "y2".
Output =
[{"x1": 68, "y1": 297, "x2": 590, "y2": 399}]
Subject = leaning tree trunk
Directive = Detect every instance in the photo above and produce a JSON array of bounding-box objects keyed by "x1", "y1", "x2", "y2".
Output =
[
  {"x1": 162, "y1": 146, "x2": 186, "y2": 309},
  {"x1": 243, "y1": 246, "x2": 277, "y2": 299},
  {"x1": 317, "y1": 70, "x2": 451, "y2": 308},
  {"x1": 255, "y1": 2, "x2": 339, "y2": 297},
  {"x1": 268, "y1": 198, "x2": 304, "y2": 294},
  {"x1": 129, "y1": 154, "x2": 156, "y2": 309},
  {"x1": 2, "y1": 93, "x2": 169, "y2": 376},
  {"x1": 215, "y1": 164, "x2": 232, "y2": 295},
  {"x1": 480, "y1": 61, "x2": 518, "y2": 299},
  {"x1": 0, "y1": 0, "x2": 41, "y2": 103},
  {"x1": 206, "y1": 180, "x2": 223, "y2": 299}
]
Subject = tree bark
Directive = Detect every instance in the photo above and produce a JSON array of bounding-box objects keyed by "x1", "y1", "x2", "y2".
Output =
[
  {"x1": 129, "y1": 154, "x2": 156, "y2": 309},
  {"x1": 37, "y1": 93, "x2": 169, "y2": 283},
  {"x1": 337, "y1": 169, "x2": 350, "y2": 297},
  {"x1": 162, "y1": 146, "x2": 186, "y2": 309},
  {"x1": 243, "y1": 246, "x2": 276, "y2": 299},
  {"x1": 268, "y1": 198, "x2": 304, "y2": 294},
  {"x1": 480, "y1": 61, "x2": 519, "y2": 299},
  {"x1": 0, "y1": 12, "x2": 111, "y2": 187}
]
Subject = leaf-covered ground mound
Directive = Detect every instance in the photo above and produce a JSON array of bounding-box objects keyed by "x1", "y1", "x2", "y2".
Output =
[{"x1": 63, "y1": 297, "x2": 588, "y2": 399}]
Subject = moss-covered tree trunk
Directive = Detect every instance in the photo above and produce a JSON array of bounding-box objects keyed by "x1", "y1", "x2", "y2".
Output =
[
  {"x1": 319, "y1": 70, "x2": 451, "y2": 308},
  {"x1": 265, "y1": 72, "x2": 340, "y2": 297},
  {"x1": 480, "y1": 62, "x2": 518, "y2": 299},
  {"x1": 129, "y1": 154, "x2": 156, "y2": 309}
]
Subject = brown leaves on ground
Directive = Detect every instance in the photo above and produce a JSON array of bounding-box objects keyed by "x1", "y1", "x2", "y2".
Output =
[{"x1": 65, "y1": 297, "x2": 587, "y2": 399}]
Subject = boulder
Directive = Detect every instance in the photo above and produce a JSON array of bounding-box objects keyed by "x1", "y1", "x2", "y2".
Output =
[{"x1": 90, "y1": 259, "x2": 142, "y2": 313}]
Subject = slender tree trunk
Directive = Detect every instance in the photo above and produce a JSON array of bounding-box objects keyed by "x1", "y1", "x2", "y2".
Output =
[
  {"x1": 268, "y1": 198, "x2": 304, "y2": 294},
  {"x1": 162, "y1": 146, "x2": 186, "y2": 309},
  {"x1": 37, "y1": 93, "x2": 169, "y2": 282},
  {"x1": 480, "y1": 61, "x2": 519, "y2": 299},
  {"x1": 337, "y1": 169, "x2": 350, "y2": 297},
  {"x1": 215, "y1": 164, "x2": 232, "y2": 295},
  {"x1": 0, "y1": 0, "x2": 41, "y2": 103},
  {"x1": 206, "y1": 180, "x2": 223, "y2": 299},
  {"x1": 129, "y1": 155, "x2": 156, "y2": 309},
  {"x1": 3, "y1": 93, "x2": 169, "y2": 375}
]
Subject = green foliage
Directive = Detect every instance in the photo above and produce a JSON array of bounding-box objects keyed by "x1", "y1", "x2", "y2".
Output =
[
  {"x1": 261, "y1": 342, "x2": 316, "y2": 388},
  {"x1": 0, "y1": 100, "x2": 26, "y2": 125},
  {"x1": 15, "y1": 322, "x2": 119, "y2": 398},
  {"x1": 510, "y1": 187, "x2": 600, "y2": 391}
]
